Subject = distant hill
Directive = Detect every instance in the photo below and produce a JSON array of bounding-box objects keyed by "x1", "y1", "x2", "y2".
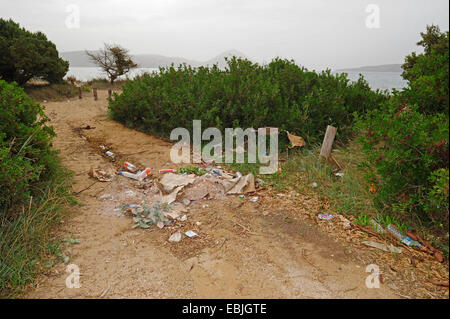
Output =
[
  {"x1": 336, "y1": 64, "x2": 403, "y2": 73},
  {"x1": 61, "y1": 49, "x2": 247, "y2": 69}
]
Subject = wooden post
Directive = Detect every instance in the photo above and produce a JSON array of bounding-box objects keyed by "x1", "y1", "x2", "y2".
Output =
[
  {"x1": 320, "y1": 125, "x2": 337, "y2": 159},
  {"x1": 78, "y1": 87, "x2": 82, "y2": 99},
  {"x1": 67, "y1": 88, "x2": 71, "y2": 98},
  {"x1": 108, "y1": 88, "x2": 112, "y2": 99},
  {"x1": 93, "y1": 88, "x2": 98, "y2": 100}
]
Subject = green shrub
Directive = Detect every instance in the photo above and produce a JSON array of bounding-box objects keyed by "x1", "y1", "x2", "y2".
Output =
[
  {"x1": 108, "y1": 57, "x2": 386, "y2": 145},
  {"x1": 0, "y1": 80, "x2": 58, "y2": 215},
  {"x1": 356, "y1": 25, "x2": 449, "y2": 229},
  {"x1": 356, "y1": 102, "x2": 448, "y2": 225}
]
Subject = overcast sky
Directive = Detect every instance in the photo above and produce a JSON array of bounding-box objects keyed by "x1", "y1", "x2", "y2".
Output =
[{"x1": 1, "y1": 0, "x2": 449, "y2": 70}]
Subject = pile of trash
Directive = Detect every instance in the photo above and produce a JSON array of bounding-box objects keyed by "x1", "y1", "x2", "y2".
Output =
[{"x1": 90, "y1": 151, "x2": 259, "y2": 238}]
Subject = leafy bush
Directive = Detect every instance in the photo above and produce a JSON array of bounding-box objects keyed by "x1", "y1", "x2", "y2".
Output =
[
  {"x1": 0, "y1": 80, "x2": 58, "y2": 215},
  {"x1": 357, "y1": 25, "x2": 449, "y2": 228},
  {"x1": 0, "y1": 19, "x2": 69, "y2": 85},
  {"x1": 356, "y1": 102, "x2": 448, "y2": 224},
  {"x1": 108, "y1": 57, "x2": 386, "y2": 144}
]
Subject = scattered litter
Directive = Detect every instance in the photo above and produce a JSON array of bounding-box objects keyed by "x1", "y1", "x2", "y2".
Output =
[
  {"x1": 99, "y1": 194, "x2": 113, "y2": 201},
  {"x1": 369, "y1": 219, "x2": 386, "y2": 234},
  {"x1": 238, "y1": 195, "x2": 245, "y2": 199},
  {"x1": 318, "y1": 214, "x2": 334, "y2": 220},
  {"x1": 202, "y1": 204, "x2": 209, "y2": 208},
  {"x1": 124, "y1": 161, "x2": 138, "y2": 172},
  {"x1": 169, "y1": 232, "x2": 182, "y2": 242},
  {"x1": 161, "y1": 185, "x2": 184, "y2": 204},
  {"x1": 362, "y1": 241, "x2": 403, "y2": 254},
  {"x1": 119, "y1": 171, "x2": 139, "y2": 180},
  {"x1": 105, "y1": 151, "x2": 114, "y2": 157},
  {"x1": 311, "y1": 182, "x2": 318, "y2": 188},
  {"x1": 262, "y1": 211, "x2": 269, "y2": 216},
  {"x1": 335, "y1": 172, "x2": 345, "y2": 177},
  {"x1": 62, "y1": 238, "x2": 80, "y2": 244},
  {"x1": 157, "y1": 221, "x2": 164, "y2": 229},
  {"x1": 123, "y1": 202, "x2": 171, "y2": 229},
  {"x1": 185, "y1": 230, "x2": 198, "y2": 238},
  {"x1": 223, "y1": 173, "x2": 256, "y2": 194},
  {"x1": 236, "y1": 172, "x2": 243, "y2": 178},
  {"x1": 160, "y1": 173, "x2": 196, "y2": 193},
  {"x1": 99, "y1": 145, "x2": 106, "y2": 150},
  {"x1": 196, "y1": 221, "x2": 202, "y2": 226},
  {"x1": 286, "y1": 131, "x2": 306, "y2": 147},
  {"x1": 159, "y1": 169, "x2": 176, "y2": 173},
  {"x1": 387, "y1": 224, "x2": 421, "y2": 247},
  {"x1": 88, "y1": 166, "x2": 115, "y2": 182},
  {"x1": 212, "y1": 169, "x2": 222, "y2": 176},
  {"x1": 250, "y1": 196, "x2": 259, "y2": 202},
  {"x1": 180, "y1": 215, "x2": 187, "y2": 222}
]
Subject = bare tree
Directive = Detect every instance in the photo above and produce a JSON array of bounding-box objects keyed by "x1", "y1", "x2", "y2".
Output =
[{"x1": 86, "y1": 44, "x2": 137, "y2": 85}]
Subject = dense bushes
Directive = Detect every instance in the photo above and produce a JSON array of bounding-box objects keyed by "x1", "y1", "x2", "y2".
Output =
[
  {"x1": 0, "y1": 19, "x2": 69, "y2": 85},
  {"x1": 357, "y1": 25, "x2": 449, "y2": 227},
  {"x1": 0, "y1": 80, "x2": 58, "y2": 215},
  {"x1": 108, "y1": 57, "x2": 386, "y2": 144}
]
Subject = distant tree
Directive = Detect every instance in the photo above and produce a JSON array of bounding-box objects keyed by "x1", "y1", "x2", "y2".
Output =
[
  {"x1": 86, "y1": 44, "x2": 137, "y2": 85},
  {"x1": 0, "y1": 19, "x2": 69, "y2": 85}
]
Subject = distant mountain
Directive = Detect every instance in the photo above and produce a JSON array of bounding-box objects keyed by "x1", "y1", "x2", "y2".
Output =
[
  {"x1": 61, "y1": 50, "x2": 247, "y2": 69},
  {"x1": 203, "y1": 49, "x2": 247, "y2": 68},
  {"x1": 336, "y1": 64, "x2": 403, "y2": 73}
]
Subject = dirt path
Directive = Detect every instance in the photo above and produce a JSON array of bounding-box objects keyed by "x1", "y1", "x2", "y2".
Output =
[{"x1": 25, "y1": 90, "x2": 398, "y2": 299}]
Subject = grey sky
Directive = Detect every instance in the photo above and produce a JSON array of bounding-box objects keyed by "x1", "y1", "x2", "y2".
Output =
[{"x1": 1, "y1": 0, "x2": 449, "y2": 70}]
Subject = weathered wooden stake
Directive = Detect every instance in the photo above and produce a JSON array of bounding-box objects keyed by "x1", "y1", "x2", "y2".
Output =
[
  {"x1": 320, "y1": 125, "x2": 337, "y2": 159},
  {"x1": 93, "y1": 88, "x2": 98, "y2": 100},
  {"x1": 108, "y1": 88, "x2": 112, "y2": 99},
  {"x1": 78, "y1": 87, "x2": 82, "y2": 99}
]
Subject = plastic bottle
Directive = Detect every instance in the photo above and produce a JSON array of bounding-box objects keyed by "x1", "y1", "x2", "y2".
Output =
[
  {"x1": 387, "y1": 224, "x2": 421, "y2": 247},
  {"x1": 119, "y1": 171, "x2": 139, "y2": 180},
  {"x1": 124, "y1": 161, "x2": 138, "y2": 172},
  {"x1": 136, "y1": 168, "x2": 152, "y2": 181}
]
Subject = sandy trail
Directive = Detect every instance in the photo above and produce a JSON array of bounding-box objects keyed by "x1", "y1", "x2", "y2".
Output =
[{"x1": 26, "y1": 90, "x2": 396, "y2": 298}]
